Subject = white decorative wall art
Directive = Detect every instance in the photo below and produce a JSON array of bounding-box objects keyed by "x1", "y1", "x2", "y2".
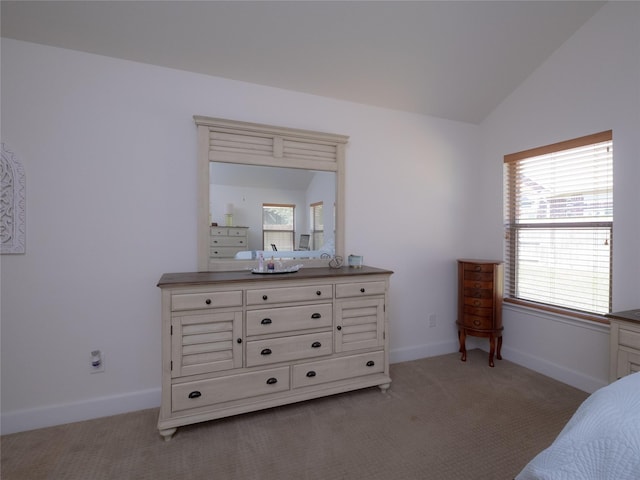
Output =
[{"x1": 1, "y1": 142, "x2": 26, "y2": 254}]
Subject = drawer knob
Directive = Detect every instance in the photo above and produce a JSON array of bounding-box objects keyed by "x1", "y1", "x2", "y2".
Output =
[
  {"x1": 205, "y1": 299, "x2": 212, "y2": 305},
  {"x1": 360, "y1": 288, "x2": 365, "y2": 293},
  {"x1": 261, "y1": 348, "x2": 272, "y2": 356},
  {"x1": 366, "y1": 360, "x2": 375, "y2": 367},
  {"x1": 188, "y1": 391, "x2": 202, "y2": 399},
  {"x1": 336, "y1": 325, "x2": 342, "y2": 331},
  {"x1": 311, "y1": 313, "x2": 321, "y2": 319},
  {"x1": 474, "y1": 265, "x2": 481, "y2": 271},
  {"x1": 266, "y1": 377, "x2": 278, "y2": 385},
  {"x1": 316, "y1": 290, "x2": 322, "y2": 296},
  {"x1": 237, "y1": 338, "x2": 242, "y2": 344},
  {"x1": 213, "y1": 251, "x2": 219, "y2": 254},
  {"x1": 474, "y1": 300, "x2": 481, "y2": 306},
  {"x1": 262, "y1": 295, "x2": 268, "y2": 301},
  {"x1": 306, "y1": 371, "x2": 317, "y2": 378},
  {"x1": 473, "y1": 320, "x2": 481, "y2": 327},
  {"x1": 261, "y1": 318, "x2": 272, "y2": 325},
  {"x1": 311, "y1": 341, "x2": 322, "y2": 348},
  {"x1": 213, "y1": 240, "x2": 219, "y2": 244}
]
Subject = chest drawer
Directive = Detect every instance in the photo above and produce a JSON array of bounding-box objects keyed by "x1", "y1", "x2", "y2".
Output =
[
  {"x1": 247, "y1": 285, "x2": 332, "y2": 305},
  {"x1": 463, "y1": 314, "x2": 494, "y2": 330},
  {"x1": 464, "y1": 263, "x2": 495, "y2": 274},
  {"x1": 246, "y1": 304, "x2": 333, "y2": 336},
  {"x1": 246, "y1": 331, "x2": 333, "y2": 367},
  {"x1": 292, "y1": 351, "x2": 385, "y2": 388},
  {"x1": 463, "y1": 287, "x2": 493, "y2": 299},
  {"x1": 171, "y1": 366, "x2": 289, "y2": 412},
  {"x1": 463, "y1": 280, "x2": 493, "y2": 290},
  {"x1": 335, "y1": 281, "x2": 386, "y2": 298},
  {"x1": 172, "y1": 291, "x2": 243, "y2": 312},
  {"x1": 464, "y1": 297, "x2": 494, "y2": 308},
  {"x1": 464, "y1": 305, "x2": 493, "y2": 318}
]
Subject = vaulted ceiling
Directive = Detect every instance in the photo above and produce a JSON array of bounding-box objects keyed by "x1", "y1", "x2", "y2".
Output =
[{"x1": 1, "y1": 1, "x2": 605, "y2": 124}]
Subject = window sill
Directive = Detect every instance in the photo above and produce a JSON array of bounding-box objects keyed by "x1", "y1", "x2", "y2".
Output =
[{"x1": 504, "y1": 298, "x2": 610, "y2": 326}]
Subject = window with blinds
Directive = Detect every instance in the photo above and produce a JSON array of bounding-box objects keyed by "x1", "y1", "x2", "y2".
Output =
[
  {"x1": 263, "y1": 204, "x2": 295, "y2": 251},
  {"x1": 503, "y1": 130, "x2": 613, "y2": 318},
  {"x1": 311, "y1": 201, "x2": 323, "y2": 250}
]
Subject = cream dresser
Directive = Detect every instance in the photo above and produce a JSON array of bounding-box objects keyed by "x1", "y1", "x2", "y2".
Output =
[
  {"x1": 157, "y1": 266, "x2": 392, "y2": 440},
  {"x1": 607, "y1": 309, "x2": 640, "y2": 383},
  {"x1": 209, "y1": 226, "x2": 248, "y2": 264}
]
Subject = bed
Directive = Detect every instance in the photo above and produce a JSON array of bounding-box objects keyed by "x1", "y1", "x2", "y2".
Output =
[{"x1": 516, "y1": 371, "x2": 640, "y2": 479}]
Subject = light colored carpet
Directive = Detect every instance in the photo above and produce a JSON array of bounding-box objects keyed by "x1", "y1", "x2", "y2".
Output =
[{"x1": 0, "y1": 349, "x2": 589, "y2": 480}]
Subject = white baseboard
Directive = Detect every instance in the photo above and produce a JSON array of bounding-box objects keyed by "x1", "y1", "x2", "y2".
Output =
[
  {"x1": 389, "y1": 340, "x2": 459, "y2": 364},
  {"x1": 497, "y1": 346, "x2": 607, "y2": 393},
  {"x1": 1, "y1": 387, "x2": 161, "y2": 435},
  {"x1": 390, "y1": 340, "x2": 607, "y2": 394}
]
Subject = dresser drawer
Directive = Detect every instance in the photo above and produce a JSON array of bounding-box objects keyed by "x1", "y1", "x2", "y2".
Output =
[
  {"x1": 172, "y1": 291, "x2": 243, "y2": 311},
  {"x1": 619, "y1": 327, "x2": 640, "y2": 350},
  {"x1": 463, "y1": 314, "x2": 493, "y2": 330},
  {"x1": 210, "y1": 246, "x2": 244, "y2": 258},
  {"x1": 464, "y1": 305, "x2": 493, "y2": 317},
  {"x1": 210, "y1": 227, "x2": 230, "y2": 236},
  {"x1": 464, "y1": 297, "x2": 494, "y2": 308},
  {"x1": 246, "y1": 285, "x2": 332, "y2": 305},
  {"x1": 463, "y1": 271, "x2": 494, "y2": 282},
  {"x1": 463, "y1": 279, "x2": 493, "y2": 290},
  {"x1": 210, "y1": 236, "x2": 247, "y2": 247},
  {"x1": 171, "y1": 366, "x2": 289, "y2": 412},
  {"x1": 246, "y1": 332, "x2": 333, "y2": 367},
  {"x1": 463, "y1": 287, "x2": 493, "y2": 299},
  {"x1": 335, "y1": 281, "x2": 386, "y2": 298},
  {"x1": 463, "y1": 263, "x2": 495, "y2": 273},
  {"x1": 246, "y1": 304, "x2": 333, "y2": 336},
  {"x1": 292, "y1": 351, "x2": 385, "y2": 388}
]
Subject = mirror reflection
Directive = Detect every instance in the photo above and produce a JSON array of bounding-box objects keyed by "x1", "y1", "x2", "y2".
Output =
[{"x1": 209, "y1": 162, "x2": 336, "y2": 262}]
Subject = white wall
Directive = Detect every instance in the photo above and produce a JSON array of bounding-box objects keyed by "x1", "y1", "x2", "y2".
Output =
[
  {"x1": 1, "y1": 38, "x2": 477, "y2": 433},
  {"x1": 481, "y1": 2, "x2": 640, "y2": 392}
]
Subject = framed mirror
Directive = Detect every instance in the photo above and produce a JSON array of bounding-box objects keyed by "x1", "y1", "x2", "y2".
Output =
[{"x1": 195, "y1": 116, "x2": 348, "y2": 271}]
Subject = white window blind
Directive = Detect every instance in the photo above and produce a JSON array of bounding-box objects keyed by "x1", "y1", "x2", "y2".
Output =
[
  {"x1": 504, "y1": 131, "x2": 613, "y2": 316},
  {"x1": 311, "y1": 202, "x2": 323, "y2": 250}
]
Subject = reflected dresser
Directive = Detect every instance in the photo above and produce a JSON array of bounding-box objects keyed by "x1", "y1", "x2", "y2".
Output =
[{"x1": 157, "y1": 266, "x2": 392, "y2": 440}]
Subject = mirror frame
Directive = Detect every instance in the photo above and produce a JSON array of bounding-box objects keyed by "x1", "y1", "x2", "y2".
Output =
[{"x1": 195, "y1": 116, "x2": 348, "y2": 271}]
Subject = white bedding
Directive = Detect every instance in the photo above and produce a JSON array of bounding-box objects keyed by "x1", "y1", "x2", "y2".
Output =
[
  {"x1": 234, "y1": 250, "x2": 330, "y2": 260},
  {"x1": 516, "y1": 372, "x2": 640, "y2": 480}
]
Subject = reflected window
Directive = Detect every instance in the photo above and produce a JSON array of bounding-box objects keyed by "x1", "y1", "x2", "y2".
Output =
[
  {"x1": 263, "y1": 204, "x2": 294, "y2": 251},
  {"x1": 310, "y1": 202, "x2": 323, "y2": 250}
]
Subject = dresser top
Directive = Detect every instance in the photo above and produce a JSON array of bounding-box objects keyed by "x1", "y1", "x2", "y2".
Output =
[
  {"x1": 606, "y1": 309, "x2": 640, "y2": 325},
  {"x1": 158, "y1": 265, "x2": 393, "y2": 288}
]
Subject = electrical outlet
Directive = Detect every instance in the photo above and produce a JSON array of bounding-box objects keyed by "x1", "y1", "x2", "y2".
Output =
[
  {"x1": 90, "y1": 350, "x2": 105, "y2": 374},
  {"x1": 428, "y1": 314, "x2": 437, "y2": 328}
]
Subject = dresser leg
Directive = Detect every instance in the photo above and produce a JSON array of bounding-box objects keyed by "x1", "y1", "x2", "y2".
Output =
[
  {"x1": 488, "y1": 335, "x2": 496, "y2": 367},
  {"x1": 378, "y1": 382, "x2": 391, "y2": 393},
  {"x1": 458, "y1": 329, "x2": 467, "y2": 362},
  {"x1": 497, "y1": 335, "x2": 503, "y2": 360},
  {"x1": 159, "y1": 428, "x2": 177, "y2": 441}
]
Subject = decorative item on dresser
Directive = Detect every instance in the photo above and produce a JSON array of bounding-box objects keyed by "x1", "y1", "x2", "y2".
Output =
[
  {"x1": 456, "y1": 259, "x2": 504, "y2": 367},
  {"x1": 606, "y1": 309, "x2": 640, "y2": 383},
  {"x1": 156, "y1": 265, "x2": 392, "y2": 440}
]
